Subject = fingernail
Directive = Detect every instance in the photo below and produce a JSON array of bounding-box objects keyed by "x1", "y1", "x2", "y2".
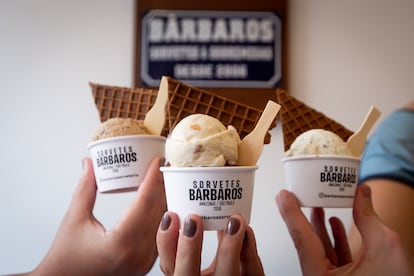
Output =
[
  {"x1": 184, "y1": 217, "x2": 197, "y2": 237},
  {"x1": 159, "y1": 157, "x2": 166, "y2": 167},
  {"x1": 361, "y1": 185, "x2": 371, "y2": 198},
  {"x1": 160, "y1": 212, "x2": 171, "y2": 231},
  {"x1": 275, "y1": 193, "x2": 282, "y2": 208},
  {"x1": 276, "y1": 190, "x2": 287, "y2": 208},
  {"x1": 226, "y1": 217, "x2": 240, "y2": 235}
]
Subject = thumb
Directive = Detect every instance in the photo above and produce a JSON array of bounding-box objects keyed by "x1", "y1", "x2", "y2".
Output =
[
  {"x1": 352, "y1": 185, "x2": 387, "y2": 250},
  {"x1": 69, "y1": 157, "x2": 98, "y2": 218}
]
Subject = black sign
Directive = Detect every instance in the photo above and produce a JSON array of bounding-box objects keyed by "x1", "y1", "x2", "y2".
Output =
[{"x1": 141, "y1": 10, "x2": 282, "y2": 88}]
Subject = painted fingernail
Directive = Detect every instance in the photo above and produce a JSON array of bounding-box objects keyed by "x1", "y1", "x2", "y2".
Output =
[
  {"x1": 160, "y1": 212, "x2": 171, "y2": 231},
  {"x1": 184, "y1": 217, "x2": 197, "y2": 237},
  {"x1": 226, "y1": 217, "x2": 240, "y2": 235}
]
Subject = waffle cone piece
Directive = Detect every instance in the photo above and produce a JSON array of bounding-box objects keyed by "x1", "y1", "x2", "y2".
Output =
[
  {"x1": 90, "y1": 82, "x2": 156, "y2": 123},
  {"x1": 275, "y1": 89, "x2": 353, "y2": 151},
  {"x1": 90, "y1": 77, "x2": 276, "y2": 144}
]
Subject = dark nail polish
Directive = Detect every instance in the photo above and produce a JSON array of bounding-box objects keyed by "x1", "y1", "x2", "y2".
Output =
[
  {"x1": 184, "y1": 217, "x2": 197, "y2": 237},
  {"x1": 160, "y1": 213, "x2": 171, "y2": 231},
  {"x1": 226, "y1": 217, "x2": 240, "y2": 235}
]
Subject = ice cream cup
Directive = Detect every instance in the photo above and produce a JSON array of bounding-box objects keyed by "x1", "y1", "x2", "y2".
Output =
[
  {"x1": 88, "y1": 135, "x2": 166, "y2": 193},
  {"x1": 282, "y1": 155, "x2": 360, "y2": 208},
  {"x1": 160, "y1": 166, "x2": 257, "y2": 230}
]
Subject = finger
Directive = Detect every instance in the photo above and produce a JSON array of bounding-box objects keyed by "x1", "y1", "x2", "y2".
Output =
[
  {"x1": 200, "y1": 230, "x2": 226, "y2": 275},
  {"x1": 240, "y1": 226, "x2": 265, "y2": 276},
  {"x1": 201, "y1": 231, "x2": 223, "y2": 275},
  {"x1": 352, "y1": 185, "x2": 388, "y2": 250},
  {"x1": 276, "y1": 189, "x2": 331, "y2": 274},
  {"x1": 117, "y1": 157, "x2": 167, "y2": 236},
  {"x1": 69, "y1": 157, "x2": 97, "y2": 218},
  {"x1": 213, "y1": 215, "x2": 245, "y2": 275},
  {"x1": 353, "y1": 186, "x2": 414, "y2": 275},
  {"x1": 174, "y1": 214, "x2": 203, "y2": 276},
  {"x1": 329, "y1": 217, "x2": 352, "y2": 266},
  {"x1": 311, "y1": 208, "x2": 337, "y2": 265},
  {"x1": 157, "y1": 212, "x2": 180, "y2": 276}
]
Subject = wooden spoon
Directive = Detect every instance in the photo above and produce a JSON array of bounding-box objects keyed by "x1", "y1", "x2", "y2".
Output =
[
  {"x1": 238, "y1": 100, "x2": 281, "y2": 166},
  {"x1": 144, "y1": 76, "x2": 169, "y2": 135},
  {"x1": 346, "y1": 105, "x2": 381, "y2": 157}
]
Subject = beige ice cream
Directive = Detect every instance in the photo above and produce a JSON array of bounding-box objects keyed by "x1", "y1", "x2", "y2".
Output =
[
  {"x1": 285, "y1": 129, "x2": 352, "y2": 157},
  {"x1": 165, "y1": 114, "x2": 240, "y2": 167},
  {"x1": 91, "y1": 118, "x2": 149, "y2": 141}
]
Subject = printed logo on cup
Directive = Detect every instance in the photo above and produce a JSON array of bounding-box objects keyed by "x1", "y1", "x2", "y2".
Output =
[
  {"x1": 161, "y1": 166, "x2": 257, "y2": 230},
  {"x1": 88, "y1": 136, "x2": 166, "y2": 193},
  {"x1": 189, "y1": 179, "x2": 242, "y2": 201},
  {"x1": 95, "y1": 145, "x2": 138, "y2": 170},
  {"x1": 319, "y1": 164, "x2": 357, "y2": 193},
  {"x1": 92, "y1": 144, "x2": 140, "y2": 183},
  {"x1": 282, "y1": 156, "x2": 360, "y2": 207}
]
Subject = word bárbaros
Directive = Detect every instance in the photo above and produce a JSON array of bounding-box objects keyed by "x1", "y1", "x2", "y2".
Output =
[
  {"x1": 189, "y1": 179, "x2": 243, "y2": 200},
  {"x1": 96, "y1": 146, "x2": 137, "y2": 167}
]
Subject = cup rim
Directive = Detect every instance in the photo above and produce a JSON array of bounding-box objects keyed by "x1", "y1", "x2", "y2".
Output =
[
  {"x1": 160, "y1": 165, "x2": 258, "y2": 172},
  {"x1": 87, "y1": 134, "x2": 166, "y2": 149},
  {"x1": 282, "y1": 155, "x2": 360, "y2": 163}
]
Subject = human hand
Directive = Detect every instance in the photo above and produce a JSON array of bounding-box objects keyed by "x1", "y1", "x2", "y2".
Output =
[
  {"x1": 156, "y1": 213, "x2": 264, "y2": 276},
  {"x1": 276, "y1": 185, "x2": 414, "y2": 276},
  {"x1": 30, "y1": 157, "x2": 166, "y2": 276}
]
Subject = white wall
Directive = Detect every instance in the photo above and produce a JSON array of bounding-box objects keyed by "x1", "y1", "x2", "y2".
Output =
[
  {"x1": 0, "y1": 0, "x2": 413, "y2": 275},
  {"x1": 288, "y1": 0, "x2": 414, "y2": 129}
]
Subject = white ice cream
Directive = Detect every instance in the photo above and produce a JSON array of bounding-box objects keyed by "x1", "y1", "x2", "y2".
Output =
[
  {"x1": 285, "y1": 129, "x2": 352, "y2": 157},
  {"x1": 165, "y1": 114, "x2": 240, "y2": 167}
]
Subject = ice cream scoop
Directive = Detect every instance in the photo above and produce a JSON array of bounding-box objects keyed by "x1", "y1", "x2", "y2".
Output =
[
  {"x1": 165, "y1": 114, "x2": 240, "y2": 167},
  {"x1": 285, "y1": 129, "x2": 352, "y2": 157},
  {"x1": 90, "y1": 118, "x2": 149, "y2": 141}
]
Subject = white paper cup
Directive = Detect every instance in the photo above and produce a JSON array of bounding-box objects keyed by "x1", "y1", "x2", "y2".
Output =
[
  {"x1": 88, "y1": 135, "x2": 166, "y2": 193},
  {"x1": 161, "y1": 166, "x2": 257, "y2": 230},
  {"x1": 282, "y1": 155, "x2": 360, "y2": 208}
]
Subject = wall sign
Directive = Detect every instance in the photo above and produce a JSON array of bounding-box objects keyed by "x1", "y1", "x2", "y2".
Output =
[{"x1": 140, "y1": 10, "x2": 282, "y2": 88}]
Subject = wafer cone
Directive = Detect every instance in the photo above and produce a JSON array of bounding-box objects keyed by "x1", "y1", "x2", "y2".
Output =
[
  {"x1": 90, "y1": 78, "x2": 276, "y2": 144},
  {"x1": 275, "y1": 89, "x2": 353, "y2": 151},
  {"x1": 90, "y1": 82, "x2": 157, "y2": 123}
]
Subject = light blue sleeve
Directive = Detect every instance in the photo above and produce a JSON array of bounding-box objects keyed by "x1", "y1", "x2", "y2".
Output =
[{"x1": 358, "y1": 109, "x2": 414, "y2": 187}]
